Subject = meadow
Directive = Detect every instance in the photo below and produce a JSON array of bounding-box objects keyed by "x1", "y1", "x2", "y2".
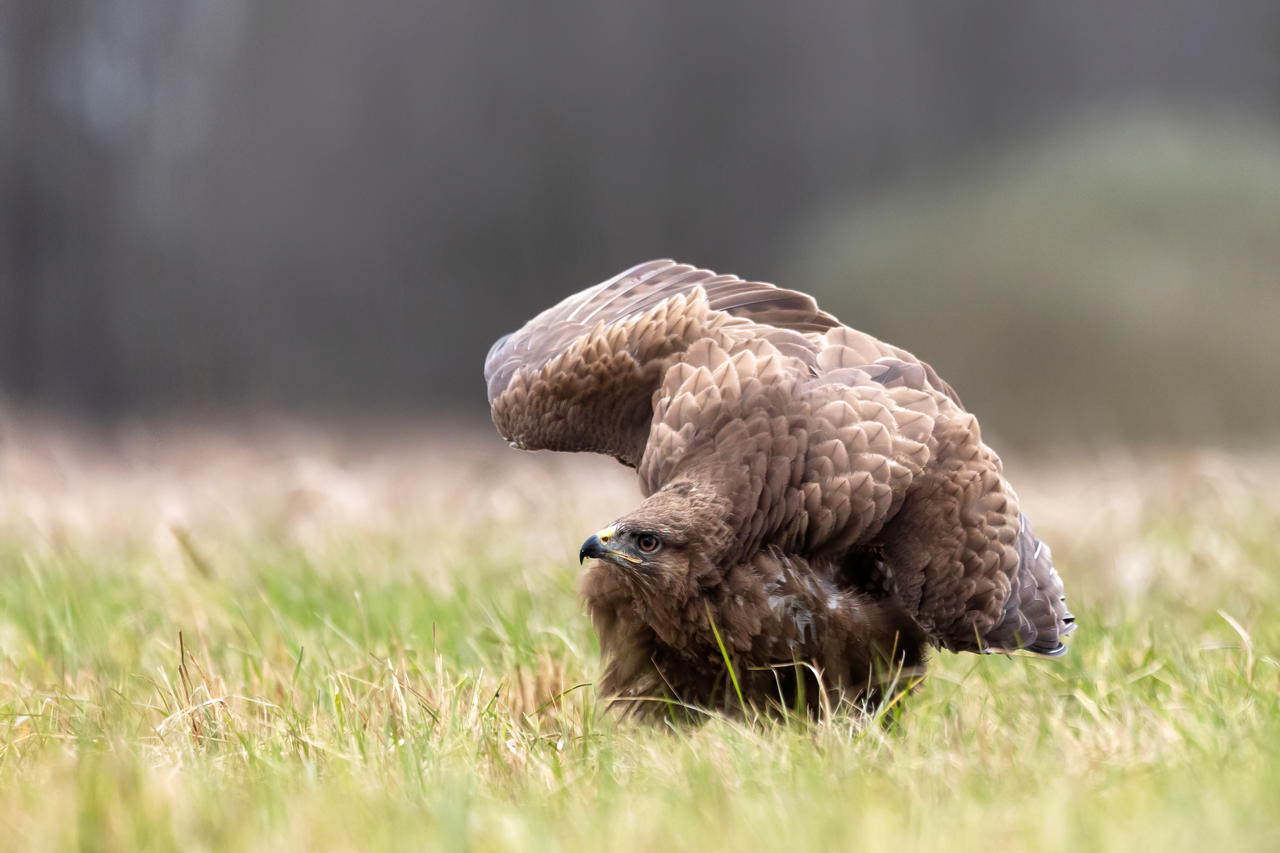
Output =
[{"x1": 1, "y1": 417, "x2": 1277, "y2": 851}]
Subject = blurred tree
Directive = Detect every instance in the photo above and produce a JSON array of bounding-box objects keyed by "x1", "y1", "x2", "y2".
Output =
[
  {"x1": 1, "y1": 1, "x2": 121, "y2": 410},
  {"x1": 791, "y1": 119, "x2": 1280, "y2": 446}
]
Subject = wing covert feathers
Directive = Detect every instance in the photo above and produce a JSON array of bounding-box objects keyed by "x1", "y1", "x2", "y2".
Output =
[{"x1": 486, "y1": 260, "x2": 1073, "y2": 658}]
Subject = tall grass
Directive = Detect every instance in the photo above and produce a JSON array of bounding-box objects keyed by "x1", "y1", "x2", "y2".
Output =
[{"x1": 1, "y1": 418, "x2": 1277, "y2": 851}]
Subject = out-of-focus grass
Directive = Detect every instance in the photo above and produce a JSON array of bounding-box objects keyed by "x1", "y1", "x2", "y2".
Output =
[{"x1": 1, "y1": 416, "x2": 1278, "y2": 851}]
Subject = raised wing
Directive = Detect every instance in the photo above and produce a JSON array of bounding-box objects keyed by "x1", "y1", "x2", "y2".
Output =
[{"x1": 484, "y1": 259, "x2": 841, "y2": 466}]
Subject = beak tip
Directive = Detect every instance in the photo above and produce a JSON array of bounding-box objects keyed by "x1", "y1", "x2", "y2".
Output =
[{"x1": 579, "y1": 532, "x2": 605, "y2": 565}]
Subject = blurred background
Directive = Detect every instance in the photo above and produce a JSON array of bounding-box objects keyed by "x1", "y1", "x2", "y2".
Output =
[{"x1": 3, "y1": 0, "x2": 1279, "y2": 448}]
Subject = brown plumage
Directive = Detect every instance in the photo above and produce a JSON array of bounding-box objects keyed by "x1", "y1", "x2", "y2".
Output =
[{"x1": 485, "y1": 260, "x2": 1074, "y2": 718}]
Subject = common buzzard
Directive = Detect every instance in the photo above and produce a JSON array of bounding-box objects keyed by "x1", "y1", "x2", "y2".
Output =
[{"x1": 485, "y1": 260, "x2": 1074, "y2": 718}]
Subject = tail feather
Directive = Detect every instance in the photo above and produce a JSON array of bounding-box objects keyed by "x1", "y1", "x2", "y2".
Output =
[{"x1": 986, "y1": 513, "x2": 1074, "y2": 656}]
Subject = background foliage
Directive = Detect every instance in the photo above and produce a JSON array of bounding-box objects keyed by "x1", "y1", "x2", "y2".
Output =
[{"x1": 3, "y1": 1, "x2": 1279, "y2": 444}]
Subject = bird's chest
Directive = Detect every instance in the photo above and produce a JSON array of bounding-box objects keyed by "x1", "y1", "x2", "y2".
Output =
[{"x1": 692, "y1": 555, "x2": 841, "y2": 663}]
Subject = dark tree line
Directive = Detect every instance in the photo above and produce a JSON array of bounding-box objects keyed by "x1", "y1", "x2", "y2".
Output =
[{"x1": 2, "y1": 0, "x2": 1278, "y2": 417}]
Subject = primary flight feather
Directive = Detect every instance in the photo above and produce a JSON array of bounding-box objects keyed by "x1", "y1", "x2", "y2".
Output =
[{"x1": 485, "y1": 260, "x2": 1074, "y2": 717}]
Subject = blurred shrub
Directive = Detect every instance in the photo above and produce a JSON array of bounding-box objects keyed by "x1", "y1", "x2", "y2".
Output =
[{"x1": 788, "y1": 116, "x2": 1280, "y2": 449}]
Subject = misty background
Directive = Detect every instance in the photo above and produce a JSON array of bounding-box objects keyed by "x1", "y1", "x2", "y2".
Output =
[{"x1": 3, "y1": 1, "x2": 1279, "y2": 448}]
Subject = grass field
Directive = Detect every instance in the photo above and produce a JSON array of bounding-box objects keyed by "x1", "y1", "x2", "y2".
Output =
[{"x1": 2, "y1": 417, "x2": 1278, "y2": 851}]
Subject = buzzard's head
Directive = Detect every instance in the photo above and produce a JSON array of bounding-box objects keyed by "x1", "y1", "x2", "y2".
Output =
[
  {"x1": 579, "y1": 481, "x2": 734, "y2": 608},
  {"x1": 579, "y1": 524, "x2": 662, "y2": 570}
]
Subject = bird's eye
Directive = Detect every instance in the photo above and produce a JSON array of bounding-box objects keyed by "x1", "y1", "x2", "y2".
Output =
[{"x1": 635, "y1": 533, "x2": 661, "y2": 554}]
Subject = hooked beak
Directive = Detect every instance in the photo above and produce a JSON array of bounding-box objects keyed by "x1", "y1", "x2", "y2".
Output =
[
  {"x1": 580, "y1": 524, "x2": 636, "y2": 565},
  {"x1": 579, "y1": 524, "x2": 616, "y2": 564},
  {"x1": 579, "y1": 534, "x2": 606, "y2": 564}
]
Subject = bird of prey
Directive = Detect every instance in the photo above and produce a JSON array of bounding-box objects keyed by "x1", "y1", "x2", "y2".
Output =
[{"x1": 485, "y1": 260, "x2": 1074, "y2": 718}]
